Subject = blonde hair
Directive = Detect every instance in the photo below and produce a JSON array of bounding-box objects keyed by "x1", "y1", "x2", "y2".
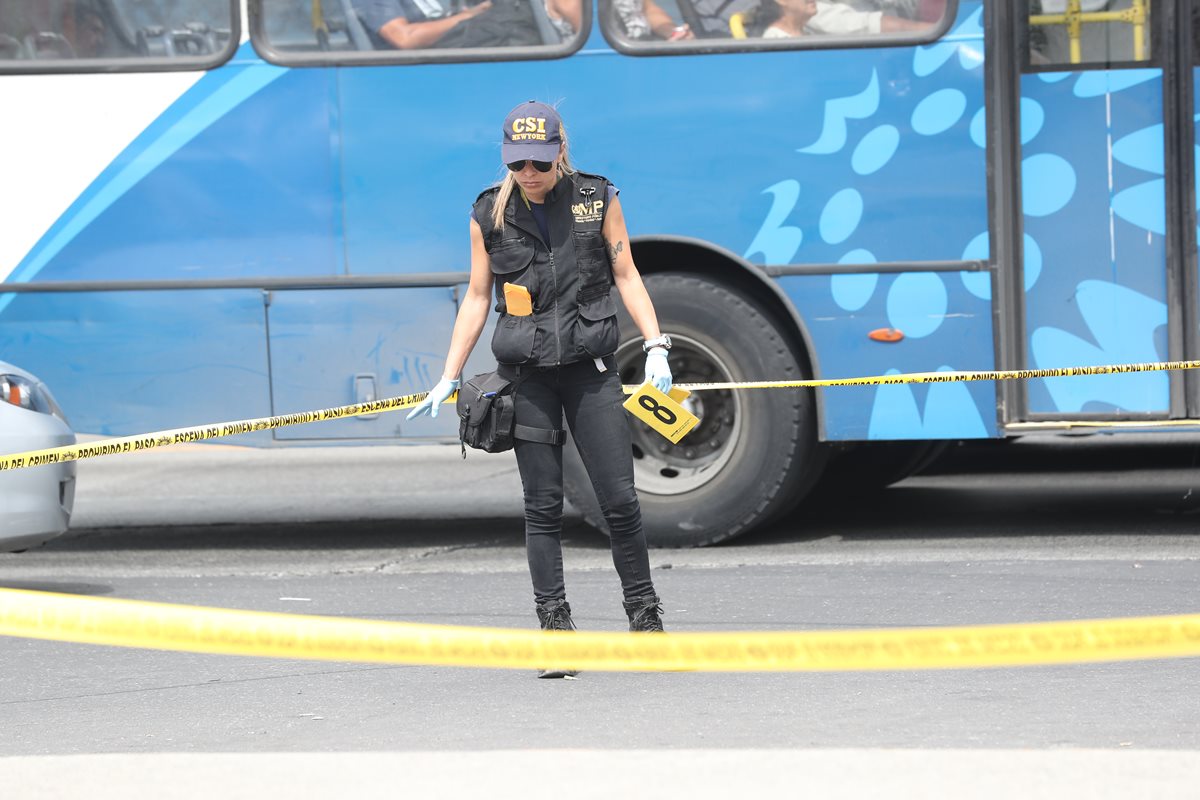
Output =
[{"x1": 491, "y1": 119, "x2": 577, "y2": 231}]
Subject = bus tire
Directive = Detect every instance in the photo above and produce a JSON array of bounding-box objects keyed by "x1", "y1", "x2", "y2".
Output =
[{"x1": 563, "y1": 273, "x2": 825, "y2": 547}]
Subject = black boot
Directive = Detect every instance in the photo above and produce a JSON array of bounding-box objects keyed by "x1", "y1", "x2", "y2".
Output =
[
  {"x1": 535, "y1": 599, "x2": 579, "y2": 679},
  {"x1": 623, "y1": 595, "x2": 665, "y2": 632}
]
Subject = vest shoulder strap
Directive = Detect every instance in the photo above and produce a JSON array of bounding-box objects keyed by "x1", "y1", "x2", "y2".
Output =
[
  {"x1": 473, "y1": 185, "x2": 506, "y2": 239},
  {"x1": 573, "y1": 170, "x2": 609, "y2": 186},
  {"x1": 474, "y1": 184, "x2": 501, "y2": 206}
]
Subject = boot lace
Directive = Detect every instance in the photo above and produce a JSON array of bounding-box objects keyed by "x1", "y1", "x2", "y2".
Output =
[
  {"x1": 629, "y1": 601, "x2": 664, "y2": 632},
  {"x1": 538, "y1": 601, "x2": 576, "y2": 631}
]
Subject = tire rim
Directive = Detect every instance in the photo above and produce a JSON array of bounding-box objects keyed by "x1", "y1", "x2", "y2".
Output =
[{"x1": 617, "y1": 333, "x2": 742, "y2": 496}]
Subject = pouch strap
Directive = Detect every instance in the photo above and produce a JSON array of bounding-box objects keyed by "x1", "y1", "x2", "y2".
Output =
[{"x1": 513, "y1": 424, "x2": 566, "y2": 446}]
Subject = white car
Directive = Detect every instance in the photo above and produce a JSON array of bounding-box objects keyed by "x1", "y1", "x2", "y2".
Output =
[{"x1": 0, "y1": 361, "x2": 76, "y2": 552}]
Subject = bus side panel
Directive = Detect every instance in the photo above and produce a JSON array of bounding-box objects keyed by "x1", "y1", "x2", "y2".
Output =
[
  {"x1": 740, "y1": 4, "x2": 993, "y2": 442},
  {"x1": 337, "y1": 66, "x2": 504, "y2": 276},
  {"x1": 0, "y1": 65, "x2": 346, "y2": 438},
  {"x1": 336, "y1": 5, "x2": 990, "y2": 274},
  {"x1": 0, "y1": 290, "x2": 272, "y2": 441},
  {"x1": 1020, "y1": 71, "x2": 1170, "y2": 415},
  {"x1": 780, "y1": 270, "x2": 997, "y2": 441},
  {"x1": 722, "y1": 3, "x2": 988, "y2": 267},
  {"x1": 8, "y1": 65, "x2": 343, "y2": 284},
  {"x1": 267, "y1": 287, "x2": 461, "y2": 440}
]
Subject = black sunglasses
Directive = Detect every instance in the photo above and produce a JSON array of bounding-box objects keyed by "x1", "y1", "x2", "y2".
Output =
[{"x1": 506, "y1": 159, "x2": 554, "y2": 173}]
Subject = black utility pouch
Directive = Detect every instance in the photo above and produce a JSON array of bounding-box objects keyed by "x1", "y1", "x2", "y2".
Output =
[
  {"x1": 456, "y1": 367, "x2": 566, "y2": 457},
  {"x1": 457, "y1": 370, "x2": 519, "y2": 455}
]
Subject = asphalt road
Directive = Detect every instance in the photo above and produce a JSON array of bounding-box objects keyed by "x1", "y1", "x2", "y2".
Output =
[{"x1": 3, "y1": 434, "x2": 1200, "y2": 797}]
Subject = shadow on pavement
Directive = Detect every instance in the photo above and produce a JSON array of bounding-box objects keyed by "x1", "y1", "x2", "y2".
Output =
[
  {"x1": 0, "y1": 580, "x2": 114, "y2": 596},
  {"x1": 34, "y1": 518, "x2": 610, "y2": 553},
  {"x1": 923, "y1": 434, "x2": 1200, "y2": 475},
  {"x1": 742, "y1": 434, "x2": 1200, "y2": 546}
]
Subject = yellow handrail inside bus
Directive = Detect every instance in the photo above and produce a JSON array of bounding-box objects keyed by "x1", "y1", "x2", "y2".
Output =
[
  {"x1": 312, "y1": 0, "x2": 330, "y2": 48},
  {"x1": 730, "y1": 11, "x2": 748, "y2": 39},
  {"x1": 1028, "y1": 0, "x2": 1148, "y2": 65}
]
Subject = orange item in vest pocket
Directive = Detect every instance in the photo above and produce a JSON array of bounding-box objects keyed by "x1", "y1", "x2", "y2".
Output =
[{"x1": 504, "y1": 283, "x2": 533, "y2": 316}]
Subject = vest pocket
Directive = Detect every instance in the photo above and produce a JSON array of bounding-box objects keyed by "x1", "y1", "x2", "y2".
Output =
[
  {"x1": 577, "y1": 291, "x2": 619, "y2": 358},
  {"x1": 489, "y1": 237, "x2": 537, "y2": 312},
  {"x1": 492, "y1": 313, "x2": 537, "y2": 364},
  {"x1": 572, "y1": 231, "x2": 610, "y2": 291},
  {"x1": 490, "y1": 237, "x2": 534, "y2": 273}
]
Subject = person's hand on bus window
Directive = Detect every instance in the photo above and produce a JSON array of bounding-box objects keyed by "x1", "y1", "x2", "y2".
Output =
[
  {"x1": 878, "y1": 14, "x2": 929, "y2": 32},
  {"x1": 644, "y1": 0, "x2": 693, "y2": 39},
  {"x1": 916, "y1": 0, "x2": 947, "y2": 23},
  {"x1": 546, "y1": 0, "x2": 583, "y2": 37},
  {"x1": 407, "y1": 376, "x2": 460, "y2": 420},
  {"x1": 458, "y1": 1, "x2": 493, "y2": 20},
  {"x1": 645, "y1": 348, "x2": 672, "y2": 395}
]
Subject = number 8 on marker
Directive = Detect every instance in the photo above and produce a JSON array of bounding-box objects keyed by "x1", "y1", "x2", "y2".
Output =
[{"x1": 638, "y1": 393, "x2": 678, "y2": 425}]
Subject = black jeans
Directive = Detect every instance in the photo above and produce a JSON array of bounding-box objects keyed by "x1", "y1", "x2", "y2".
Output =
[{"x1": 511, "y1": 356, "x2": 656, "y2": 606}]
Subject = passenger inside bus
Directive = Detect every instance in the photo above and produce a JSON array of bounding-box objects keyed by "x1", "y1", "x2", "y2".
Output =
[
  {"x1": 741, "y1": 0, "x2": 932, "y2": 38},
  {"x1": 653, "y1": 0, "x2": 934, "y2": 41},
  {"x1": 62, "y1": 2, "x2": 110, "y2": 56},
  {"x1": 0, "y1": 0, "x2": 232, "y2": 60},
  {"x1": 352, "y1": 0, "x2": 580, "y2": 48},
  {"x1": 0, "y1": 0, "x2": 111, "y2": 59},
  {"x1": 610, "y1": 0, "x2": 695, "y2": 39},
  {"x1": 544, "y1": 0, "x2": 583, "y2": 37}
]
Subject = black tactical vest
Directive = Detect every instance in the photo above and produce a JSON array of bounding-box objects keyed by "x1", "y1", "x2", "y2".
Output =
[{"x1": 473, "y1": 171, "x2": 618, "y2": 368}]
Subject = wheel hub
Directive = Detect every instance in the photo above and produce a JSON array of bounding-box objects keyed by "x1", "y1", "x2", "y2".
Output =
[{"x1": 618, "y1": 335, "x2": 742, "y2": 496}]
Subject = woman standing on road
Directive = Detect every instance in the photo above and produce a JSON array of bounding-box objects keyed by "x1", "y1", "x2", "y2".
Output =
[{"x1": 406, "y1": 101, "x2": 674, "y2": 678}]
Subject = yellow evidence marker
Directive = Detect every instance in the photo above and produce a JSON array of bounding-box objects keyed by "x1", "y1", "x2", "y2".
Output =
[{"x1": 622, "y1": 384, "x2": 700, "y2": 444}]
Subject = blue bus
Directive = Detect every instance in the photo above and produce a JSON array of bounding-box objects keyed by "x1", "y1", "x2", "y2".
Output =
[{"x1": 0, "y1": 0, "x2": 1192, "y2": 546}]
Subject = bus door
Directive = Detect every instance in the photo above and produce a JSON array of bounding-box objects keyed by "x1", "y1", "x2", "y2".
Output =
[{"x1": 1004, "y1": 0, "x2": 1198, "y2": 423}]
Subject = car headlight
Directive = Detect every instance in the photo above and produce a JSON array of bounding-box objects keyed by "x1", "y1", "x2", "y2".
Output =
[{"x1": 0, "y1": 374, "x2": 70, "y2": 425}]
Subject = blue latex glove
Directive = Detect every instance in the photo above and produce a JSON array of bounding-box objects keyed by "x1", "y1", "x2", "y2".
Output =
[
  {"x1": 406, "y1": 377, "x2": 460, "y2": 420},
  {"x1": 644, "y1": 347, "x2": 672, "y2": 395}
]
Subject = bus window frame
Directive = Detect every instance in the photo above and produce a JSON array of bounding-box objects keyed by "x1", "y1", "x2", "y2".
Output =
[
  {"x1": 248, "y1": 0, "x2": 593, "y2": 67},
  {"x1": 1018, "y1": 0, "x2": 1164, "y2": 75},
  {"x1": 0, "y1": 0, "x2": 241, "y2": 75},
  {"x1": 598, "y1": 0, "x2": 960, "y2": 56}
]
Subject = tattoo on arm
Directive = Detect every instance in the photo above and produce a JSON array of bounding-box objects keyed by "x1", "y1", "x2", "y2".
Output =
[{"x1": 607, "y1": 239, "x2": 624, "y2": 262}]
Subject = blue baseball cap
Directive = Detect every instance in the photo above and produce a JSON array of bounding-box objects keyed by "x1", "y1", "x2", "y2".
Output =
[{"x1": 501, "y1": 101, "x2": 563, "y2": 164}]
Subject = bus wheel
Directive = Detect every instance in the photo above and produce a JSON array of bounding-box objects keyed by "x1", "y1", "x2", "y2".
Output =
[{"x1": 563, "y1": 273, "x2": 825, "y2": 548}]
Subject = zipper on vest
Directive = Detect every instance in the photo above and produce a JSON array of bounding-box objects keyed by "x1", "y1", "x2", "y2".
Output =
[{"x1": 549, "y1": 248, "x2": 562, "y2": 366}]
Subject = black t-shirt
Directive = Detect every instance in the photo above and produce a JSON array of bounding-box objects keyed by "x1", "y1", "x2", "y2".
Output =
[{"x1": 528, "y1": 200, "x2": 550, "y2": 244}]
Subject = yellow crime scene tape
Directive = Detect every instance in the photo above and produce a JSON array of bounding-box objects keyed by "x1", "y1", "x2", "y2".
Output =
[
  {"x1": 1, "y1": 588, "x2": 1198, "y2": 671},
  {"x1": 0, "y1": 390, "x2": 431, "y2": 472},
  {"x1": 667, "y1": 357, "x2": 1200, "y2": 392},
  {"x1": 4, "y1": 357, "x2": 1200, "y2": 672},
  {"x1": 5, "y1": 358, "x2": 1200, "y2": 473}
]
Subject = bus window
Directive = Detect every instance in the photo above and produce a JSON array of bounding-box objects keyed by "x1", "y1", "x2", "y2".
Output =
[
  {"x1": 255, "y1": 0, "x2": 586, "y2": 61},
  {"x1": 1026, "y1": 0, "x2": 1156, "y2": 69},
  {"x1": 0, "y1": 0, "x2": 235, "y2": 70},
  {"x1": 600, "y1": 0, "x2": 948, "y2": 50}
]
